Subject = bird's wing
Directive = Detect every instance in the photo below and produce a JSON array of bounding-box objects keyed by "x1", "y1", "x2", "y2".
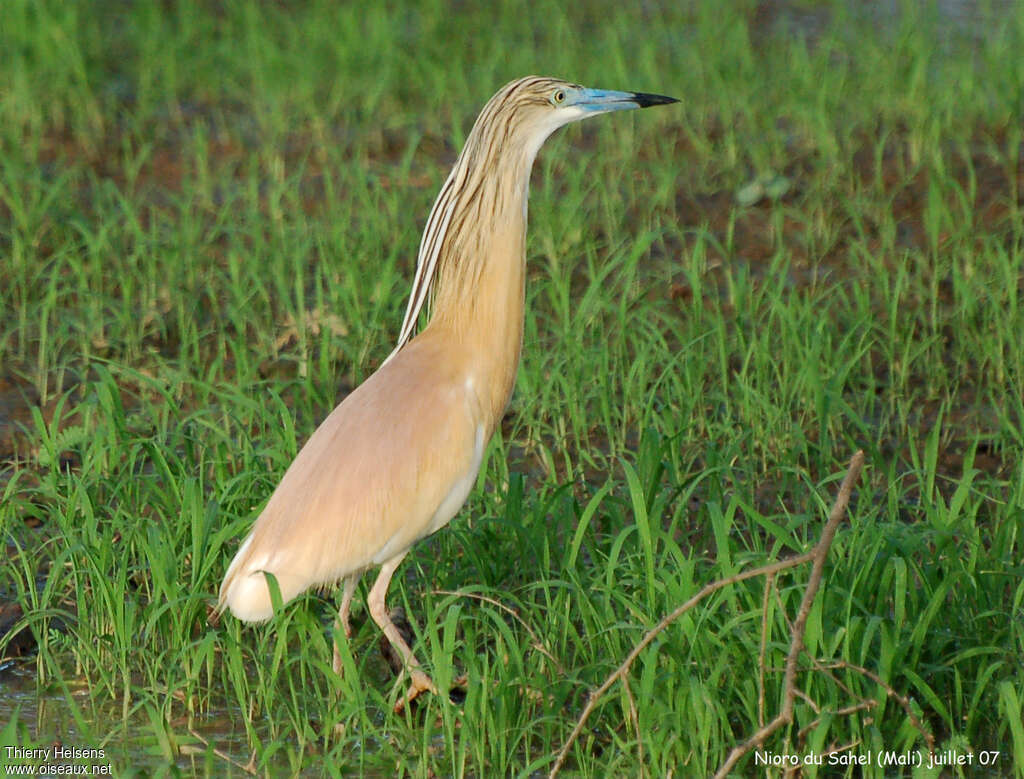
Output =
[{"x1": 219, "y1": 337, "x2": 483, "y2": 620}]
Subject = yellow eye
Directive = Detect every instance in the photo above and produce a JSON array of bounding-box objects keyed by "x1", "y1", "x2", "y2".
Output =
[{"x1": 552, "y1": 89, "x2": 566, "y2": 105}]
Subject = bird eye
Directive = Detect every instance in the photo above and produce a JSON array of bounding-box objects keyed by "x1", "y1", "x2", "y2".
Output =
[{"x1": 552, "y1": 89, "x2": 566, "y2": 105}]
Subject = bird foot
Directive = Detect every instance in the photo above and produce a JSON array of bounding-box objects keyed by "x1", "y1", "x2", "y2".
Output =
[
  {"x1": 393, "y1": 669, "x2": 438, "y2": 712},
  {"x1": 447, "y1": 674, "x2": 468, "y2": 705}
]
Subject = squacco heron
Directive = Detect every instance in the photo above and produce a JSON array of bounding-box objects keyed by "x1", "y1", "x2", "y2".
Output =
[{"x1": 218, "y1": 76, "x2": 677, "y2": 708}]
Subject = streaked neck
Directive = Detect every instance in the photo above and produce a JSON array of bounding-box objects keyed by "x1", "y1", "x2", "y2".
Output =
[{"x1": 426, "y1": 142, "x2": 536, "y2": 424}]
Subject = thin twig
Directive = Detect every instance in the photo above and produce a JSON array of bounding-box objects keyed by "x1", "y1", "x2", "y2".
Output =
[
  {"x1": 808, "y1": 655, "x2": 858, "y2": 699},
  {"x1": 715, "y1": 450, "x2": 864, "y2": 777},
  {"x1": 187, "y1": 728, "x2": 258, "y2": 775},
  {"x1": 793, "y1": 687, "x2": 821, "y2": 715},
  {"x1": 432, "y1": 589, "x2": 563, "y2": 672},
  {"x1": 548, "y1": 553, "x2": 814, "y2": 777},
  {"x1": 819, "y1": 659, "x2": 935, "y2": 753},
  {"x1": 798, "y1": 701, "x2": 874, "y2": 742},
  {"x1": 549, "y1": 451, "x2": 865, "y2": 778}
]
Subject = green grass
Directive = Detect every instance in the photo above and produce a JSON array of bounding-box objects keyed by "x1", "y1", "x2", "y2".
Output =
[{"x1": 1, "y1": 0, "x2": 1022, "y2": 775}]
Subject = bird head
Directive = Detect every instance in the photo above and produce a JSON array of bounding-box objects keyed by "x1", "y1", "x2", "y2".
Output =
[{"x1": 483, "y1": 76, "x2": 678, "y2": 161}]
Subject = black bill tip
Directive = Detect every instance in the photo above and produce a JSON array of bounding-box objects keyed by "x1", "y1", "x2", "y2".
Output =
[{"x1": 631, "y1": 92, "x2": 679, "y2": 108}]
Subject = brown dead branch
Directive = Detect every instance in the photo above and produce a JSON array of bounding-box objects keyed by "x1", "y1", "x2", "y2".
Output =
[
  {"x1": 715, "y1": 450, "x2": 863, "y2": 777},
  {"x1": 819, "y1": 659, "x2": 935, "y2": 753},
  {"x1": 549, "y1": 450, "x2": 864, "y2": 779}
]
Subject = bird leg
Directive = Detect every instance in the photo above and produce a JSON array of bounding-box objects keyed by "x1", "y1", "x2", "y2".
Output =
[
  {"x1": 367, "y1": 552, "x2": 438, "y2": 711},
  {"x1": 332, "y1": 573, "x2": 360, "y2": 676}
]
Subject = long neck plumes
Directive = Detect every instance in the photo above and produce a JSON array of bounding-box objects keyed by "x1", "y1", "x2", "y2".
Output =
[
  {"x1": 429, "y1": 140, "x2": 533, "y2": 325},
  {"x1": 389, "y1": 82, "x2": 550, "y2": 422},
  {"x1": 393, "y1": 82, "x2": 543, "y2": 353}
]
